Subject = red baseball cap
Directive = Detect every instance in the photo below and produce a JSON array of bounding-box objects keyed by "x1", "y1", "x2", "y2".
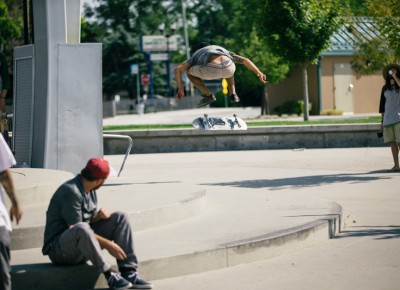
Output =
[{"x1": 84, "y1": 158, "x2": 110, "y2": 179}]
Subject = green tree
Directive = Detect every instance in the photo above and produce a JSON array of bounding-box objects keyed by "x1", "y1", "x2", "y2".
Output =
[
  {"x1": 350, "y1": 1, "x2": 399, "y2": 75},
  {"x1": 186, "y1": 0, "x2": 289, "y2": 111},
  {"x1": 82, "y1": 0, "x2": 180, "y2": 99},
  {"x1": 367, "y1": 0, "x2": 400, "y2": 59},
  {"x1": 0, "y1": 0, "x2": 21, "y2": 48},
  {"x1": 348, "y1": 0, "x2": 370, "y2": 15},
  {"x1": 259, "y1": 0, "x2": 345, "y2": 120}
]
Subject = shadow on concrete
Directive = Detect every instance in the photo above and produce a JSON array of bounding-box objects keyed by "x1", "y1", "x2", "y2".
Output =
[
  {"x1": 103, "y1": 181, "x2": 181, "y2": 187},
  {"x1": 337, "y1": 226, "x2": 400, "y2": 240},
  {"x1": 201, "y1": 172, "x2": 390, "y2": 190}
]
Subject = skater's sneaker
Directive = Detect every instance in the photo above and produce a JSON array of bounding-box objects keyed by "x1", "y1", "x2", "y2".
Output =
[
  {"x1": 230, "y1": 93, "x2": 240, "y2": 103},
  {"x1": 108, "y1": 272, "x2": 132, "y2": 290},
  {"x1": 196, "y1": 93, "x2": 216, "y2": 108},
  {"x1": 122, "y1": 272, "x2": 153, "y2": 289}
]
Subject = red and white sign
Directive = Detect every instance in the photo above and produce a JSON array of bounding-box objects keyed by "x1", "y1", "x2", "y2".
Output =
[{"x1": 141, "y1": 74, "x2": 150, "y2": 85}]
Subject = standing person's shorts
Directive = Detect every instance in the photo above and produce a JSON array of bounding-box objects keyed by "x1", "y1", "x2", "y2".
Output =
[
  {"x1": 188, "y1": 60, "x2": 236, "y2": 80},
  {"x1": 383, "y1": 123, "x2": 400, "y2": 143}
]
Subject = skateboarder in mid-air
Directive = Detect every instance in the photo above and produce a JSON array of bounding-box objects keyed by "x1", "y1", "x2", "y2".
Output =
[{"x1": 174, "y1": 44, "x2": 268, "y2": 107}]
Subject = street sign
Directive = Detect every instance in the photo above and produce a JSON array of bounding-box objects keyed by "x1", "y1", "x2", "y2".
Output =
[
  {"x1": 142, "y1": 35, "x2": 180, "y2": 51},
  {"x1": 130, "y1": 64, "x2": 139, "y2": 75},
  {"x1": 150, "y1": 53, "x2": 169, "y2": 62},
  {"x1": 141, "y1": 74, "x2": 150, "y2": 85}
]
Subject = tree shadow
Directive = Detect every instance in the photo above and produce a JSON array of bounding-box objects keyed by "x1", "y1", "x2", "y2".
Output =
[
  {"x1": 201, "y1": 172, "x2": 391, "y2": 190},
  {"x1": 337, "y1": 226, "x2": 400, "y2": 240}
]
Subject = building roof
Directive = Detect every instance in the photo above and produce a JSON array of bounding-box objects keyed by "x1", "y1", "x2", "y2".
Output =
[{"x1": 323, "y1": 17, "x2": 382, "y2": 56}]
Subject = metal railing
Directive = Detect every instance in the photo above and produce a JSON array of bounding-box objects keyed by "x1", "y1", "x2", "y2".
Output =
[{"x1": 103, "y1": 134, "x2": 133, "y2": 177}]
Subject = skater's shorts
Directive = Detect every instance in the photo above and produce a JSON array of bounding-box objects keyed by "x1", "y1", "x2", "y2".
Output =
[
  {"x1": 188, "y1": 60, "x2": 236, "y2": 80},
  {"x1": 383, "y1": 122, "x2": 400, "y2": 143}
]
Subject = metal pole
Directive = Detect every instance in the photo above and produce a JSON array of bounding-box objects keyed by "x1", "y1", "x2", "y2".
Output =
[
  {"x1": 181, "y1": 0, "x2": 192, "y2": 95},
  {"x1": 136, "y1": 67, "x2": 140, "y2": 102},
  {"x1": 166, "y1": 35, "x2": 171, "y2": 96}
]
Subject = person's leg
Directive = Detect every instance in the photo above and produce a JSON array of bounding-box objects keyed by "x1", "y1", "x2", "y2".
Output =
[
  {"x1": 226, "y1": 76, "x2": 236, "y2": 95},
  {"x1": 90, "y1": 212, "x2": 138, "y2": 273},
  {"x1": 0, "y1": 227, "x2": 11, "y2": 290},
  {"x1": 91, "y1": 212, "x2": 153, "y2": 288},
  {"x1": 389, "y1": 141, "x2": 400, "y2": 171},
  {"x1": 226, "y1": 76, "x2": 240, "y2": 102},
  {"x1": 186, "y1": 73, "x2": 211, "y2": 96},
  {"x1": 49, "y1": 222, "x2": 111, "y2": 273}
]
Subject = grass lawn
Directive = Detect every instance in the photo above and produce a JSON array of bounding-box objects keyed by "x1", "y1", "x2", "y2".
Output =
[{"x1": 103, "y1": 116, "x2": 381, "y2": 131}]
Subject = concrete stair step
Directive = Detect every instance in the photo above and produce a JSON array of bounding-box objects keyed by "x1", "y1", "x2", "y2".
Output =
[
  {"x1": 11, "y1": 173, "x2": 206, "y2": 250},
  {"x1": 11, "y1": 188, "x2": 342, "y2": 290},
  {"x1": 7, "y1": 168, "x2": 74, "y2": 207}
]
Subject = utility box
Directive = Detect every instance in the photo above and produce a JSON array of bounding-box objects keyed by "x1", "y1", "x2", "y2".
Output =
[{"x1": 12, "y1": 0, "x2": 103, "y2": 174}]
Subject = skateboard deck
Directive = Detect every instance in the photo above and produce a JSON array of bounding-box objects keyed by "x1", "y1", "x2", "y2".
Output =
[{"x1": 192, "y1": 114, "x2": 247, "y2": 130}]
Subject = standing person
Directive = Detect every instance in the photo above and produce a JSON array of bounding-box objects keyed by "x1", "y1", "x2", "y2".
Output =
[
  {"x1": 0, "y1": 133, "x2": 23, "y2": 290},
  {"x1": 0, "y1": 53, "x2": 10, "y2": 143},
  {"x1": 0, "y1": 52, "x2": 10, "y2": 113},
  {"x1": 42, "y1": 158, "x2": 152, "y2": 290},
  {"x1": 379, "y1": 63, "x2": 400, "y2": 172},
  {"x1": 174, "y1": 44, "x2": 268, "y2": 107}
]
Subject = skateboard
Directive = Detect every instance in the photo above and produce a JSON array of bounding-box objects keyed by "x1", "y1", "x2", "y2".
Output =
[{"x1": 192, "y1": 114, "x2": 248, "y2": 130}]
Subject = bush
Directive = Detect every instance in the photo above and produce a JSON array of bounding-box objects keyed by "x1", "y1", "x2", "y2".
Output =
[
  {"x1": 273, "y1": 100, "x2": 312, "y2": 116},
  {"x1": 321, "y1": 109, "x2": 343, "y2": 115}
]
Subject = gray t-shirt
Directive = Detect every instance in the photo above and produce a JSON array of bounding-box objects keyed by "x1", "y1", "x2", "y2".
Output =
[
  {"x1": 42, "y1": 175, "x2": 98, "y2": 254},
  {"x1": 188, "y1": 45, "x2": 235, "y2": 66},
  {"x1": 383, "y1": 88, "x2": 400, "y2": 127}
]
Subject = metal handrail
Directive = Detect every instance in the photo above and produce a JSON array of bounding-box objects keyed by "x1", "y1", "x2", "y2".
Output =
[{"x1": 103, "y1": 134, "x2": 133, "y2": 177}]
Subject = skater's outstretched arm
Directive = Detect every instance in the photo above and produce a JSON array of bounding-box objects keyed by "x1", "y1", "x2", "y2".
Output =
[
  {"x1": 231, "y1": 54, "x2": 268, "y2": 84},
  {"x1": 174, "y1": 61, "x2": 191, "y2": 100}
]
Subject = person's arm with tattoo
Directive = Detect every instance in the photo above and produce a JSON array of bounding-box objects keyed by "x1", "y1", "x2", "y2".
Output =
[
  {"x1": 0, "y1": 169, "x2": 22, "y2": 224},
  {"x1": 231, "y1": 53, "x2": 268, "y2": 84}
]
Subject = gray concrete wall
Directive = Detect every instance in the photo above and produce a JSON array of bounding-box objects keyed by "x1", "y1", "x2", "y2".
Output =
[{"x1": 104, "y1": 124, "x2": 384, "y2": 154}]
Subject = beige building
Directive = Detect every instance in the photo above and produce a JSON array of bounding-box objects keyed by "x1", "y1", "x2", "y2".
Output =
[{"x1": 268, "y1": 17, "x2": 384, "y2": 115}]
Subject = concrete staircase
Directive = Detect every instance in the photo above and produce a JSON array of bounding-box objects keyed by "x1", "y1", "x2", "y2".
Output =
[{"x1": 10, "y1": 154, "x2": 342, "y2": 290}]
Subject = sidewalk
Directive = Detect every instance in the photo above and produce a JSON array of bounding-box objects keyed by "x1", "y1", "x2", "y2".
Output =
[{"x1": 103, "y1": 107, "x2": 379, "y2": 126}]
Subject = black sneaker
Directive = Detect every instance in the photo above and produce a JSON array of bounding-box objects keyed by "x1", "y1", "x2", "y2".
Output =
[
  {"x1": 196, "y1": 93, "x2": 216, "y2": 108},
  {"x1": 108, "y1": 272, "x2": 132, "y2": 290},
  {"x1": 122, "y1": 272, "x2": 153, "y2": 289},
  {"x1": 230, "y1": 93, "x2": 240, "y2": 103},
  {"x1": 131, "y1": 276, "x2": 153, "y2": 289}
]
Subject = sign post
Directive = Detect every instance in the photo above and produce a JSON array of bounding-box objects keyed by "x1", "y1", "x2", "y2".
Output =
[
  {"x1": 142, "y1": 35, "x2": 180, "y2": 98},
  {"x1": 222, "y1": 78, "x2": 228, "y2": 107},
  {"x1": 130, "y1": 64, "x2": 140, "y2": 102}
]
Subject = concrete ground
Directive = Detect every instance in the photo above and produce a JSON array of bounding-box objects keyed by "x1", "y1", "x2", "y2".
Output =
[
  {"x1": 137, "y1": 148, "x2": 398, "y2": 290},
  {"x1": 10, "y1": 108, "x2": 398, "y2": 290}
]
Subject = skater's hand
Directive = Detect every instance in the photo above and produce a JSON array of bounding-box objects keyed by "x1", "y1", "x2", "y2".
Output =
[
  {"x1": 106, "y1": 241, "x2": 127, "y2": 261},
  {"x1": 176, "y1": 87, "x2": 185, "y2": 100},
  {"x1": 258, "y1": 72, "x2": 268, "y2": 84}
]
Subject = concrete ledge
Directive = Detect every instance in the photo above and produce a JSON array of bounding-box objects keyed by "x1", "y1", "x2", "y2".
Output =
[{"x1": 104, "y1": 124, "x2": 383, "y2": 154}]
